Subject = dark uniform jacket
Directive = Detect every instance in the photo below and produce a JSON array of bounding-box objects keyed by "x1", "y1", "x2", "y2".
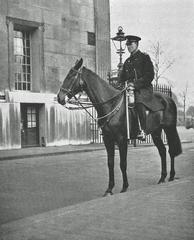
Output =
[{"x1": 119, "y1": 50, "x2": 163, "y2": 111}]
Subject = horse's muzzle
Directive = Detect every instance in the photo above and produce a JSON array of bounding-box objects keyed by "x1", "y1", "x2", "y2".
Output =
[{"x1": 57, "y1": 92, "x2": 68, "y2": 105}]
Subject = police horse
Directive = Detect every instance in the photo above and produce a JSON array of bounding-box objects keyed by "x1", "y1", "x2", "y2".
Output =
[{"x1": 57, "y1": 59, "x2": 182, "y2": 196}]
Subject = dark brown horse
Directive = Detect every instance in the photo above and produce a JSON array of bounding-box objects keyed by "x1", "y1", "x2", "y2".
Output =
[{"x1": 57, "y1": 59, "x2": 182, "y2": 196}]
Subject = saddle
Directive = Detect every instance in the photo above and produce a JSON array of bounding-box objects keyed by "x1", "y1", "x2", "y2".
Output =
[{"x1": 128, "y1": 92, "x2": 167, "y2": 139}]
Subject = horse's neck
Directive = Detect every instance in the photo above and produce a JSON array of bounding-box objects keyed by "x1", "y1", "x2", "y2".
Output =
[{"x1": 82, "y1": 68, "x2": 119, "y2": 115}]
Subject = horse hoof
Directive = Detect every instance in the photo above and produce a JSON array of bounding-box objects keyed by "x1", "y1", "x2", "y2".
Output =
[
  {"x1": 158, "y1": 178, "x2": 165, "y2": 184},
  {"x1": 120, "y1": 187, "x2": 128, "y2": 193},
  {"x1": 103, "y1": 191, "x2": 113, "y2": 197},
  {"x1": 169, "y1": 176, "x2": 179, "y2": 182},
  {"x1": 168, "y1": 177, "x2": 174, "y2": 182}
]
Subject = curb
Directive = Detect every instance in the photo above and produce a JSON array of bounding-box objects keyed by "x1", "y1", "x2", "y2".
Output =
[
  {"x1": 0, "y1": 140, "x2": 192, "y2": 161},
  {"x1": 0, "y1": 147, "x2": 105, "y2": 161}
]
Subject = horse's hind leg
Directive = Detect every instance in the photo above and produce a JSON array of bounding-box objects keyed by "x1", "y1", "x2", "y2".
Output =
[
  {"x1": 164, "y1": 126, "x2": 182, "y2": 181},
  {"x1": 119, "y1": 138, "x2": 129, "y2": 192},
  {"x1": 151, "y1": 128, "x2": 167, "y2": 184},
  {"x1": 103, "y1": 135, "x2": 115, "y2": 196},
  {"x1": 168, "y1": 155, "x2": 175, "y2": 181}
]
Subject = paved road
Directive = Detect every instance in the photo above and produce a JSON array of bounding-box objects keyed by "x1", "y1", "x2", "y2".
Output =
[
  {"x1": 1, "y1": 176, "x2": 193, "y2": 240},
  {"x1": 0, "y1": 143, "x2": 193, "y2": 225}
]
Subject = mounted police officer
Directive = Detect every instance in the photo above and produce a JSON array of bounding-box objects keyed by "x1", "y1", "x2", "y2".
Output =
[{"x1": 119, "y1": 35, "x2": 159, "y2": 141}]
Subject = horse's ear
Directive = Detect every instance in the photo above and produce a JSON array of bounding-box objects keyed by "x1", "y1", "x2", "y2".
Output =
[{"x1": 74, "y1": 58, "x2": 83, "y2": 70}]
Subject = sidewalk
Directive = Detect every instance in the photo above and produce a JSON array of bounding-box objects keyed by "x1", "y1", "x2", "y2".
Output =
[
  {"x1": 0, "y1": 176, "x2": 193, "y2": 240},
  {"x1": 0, "y1": 144, "x2": 105, "y2": 161}
]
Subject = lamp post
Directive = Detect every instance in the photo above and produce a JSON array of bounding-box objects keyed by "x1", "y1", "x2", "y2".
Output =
[
  {"x1": 108, "y1": 26, "x2": 126, "y2": 86},
  {"x1": 111, "y1": 26, "x2": 126, "y2": 72}
]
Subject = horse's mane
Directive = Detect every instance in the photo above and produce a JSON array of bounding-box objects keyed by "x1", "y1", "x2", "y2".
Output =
[{"x1": 83, "y1": 67, "x2": 120, "y2": 95}]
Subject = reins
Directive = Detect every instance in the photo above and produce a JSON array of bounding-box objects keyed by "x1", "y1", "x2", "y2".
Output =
[
  {"x1": 59, "y1": 67, "x2": 131, "y2": 124},
  {"x1": 60, "y1": 87, "x2": 124, "y2": 122},
  {"x1": 73, "y1": 93, "x2": 124, "y2": 122}
]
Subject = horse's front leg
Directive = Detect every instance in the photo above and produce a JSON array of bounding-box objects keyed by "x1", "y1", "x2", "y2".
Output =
[
  {"x1": 119, "y1": 138, "x2": 129, "y2": 193},
  {"x1": 103, "y1": 135, "x2": 115, "y2": 196}
]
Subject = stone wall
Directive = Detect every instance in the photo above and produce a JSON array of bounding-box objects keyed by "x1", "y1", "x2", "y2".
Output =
[{"x1": 0, "y1": 0, "x2": 102, "y2": 93}]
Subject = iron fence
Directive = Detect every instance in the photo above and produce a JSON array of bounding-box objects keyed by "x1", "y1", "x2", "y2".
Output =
[{"x1": 153, "y1": 84, "x2": 172, "y2": 98}]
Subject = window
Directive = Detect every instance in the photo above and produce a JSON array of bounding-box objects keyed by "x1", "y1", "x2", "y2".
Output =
[
  {"x1": 87, "y1": 32, "x2": 96, "y2": 46},
  {"x1": 27, "y1": 106, "x2": 37, "y2": 128},
  {"x1": 14, "y1": 30, "x2": 31, "y2": 91},
  {"x1": 6, "y1": 17, "x2": 44, "y2": 92}
]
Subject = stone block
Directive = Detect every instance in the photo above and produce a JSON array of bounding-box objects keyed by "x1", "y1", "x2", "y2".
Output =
[
  {"x1": 0, "y1": 0, "x2": 8, "y2": 15},
  {"x1": 9, "y1": 0, "x2": 20, "y2": 6},
  {"x1": 80, "y1": 19, "x2": 95, "y2": 32},
  {"x1": 62, "y1": 55, "x2": 81, "y2": 71},
  {"x1": 70, "y1": 1, "x2": 81, "y2": 18},
  {"x1": 36, "y1": 0, "x2": 55, "y2": 9},
  {"x1": 45, "y1": 24, "x2": 70, "y2": 41},
  {"x1": 42, "y1": 9, "x2": 62, "y2": 25},
  {"x1": 80, "y1": 4, "x2": 94, "y2": 20},
  {"x1": 44, "y1": 52, "x2": 72, "y2": 73},
  {"x1": 80, "y1": 31, "x2": 87, "y2": 44},
  {"x1": 80, "y1": 0, "x2": 92, "y2": 6},
  {"x1": 9, "y1": 6, "x2": 31, "y2": 21},
  {"x1": 84, "y1": 57, "x2": 96, "y2": 71},
  {"x1": 45, "y1": 66, "x2": 60, "y2": 93},
  {"x1": 70, "y1": 29, "x2": 80, "y2": 42},
  {"x1": 44, "y1": 39, "x2": 64, "y2": 54},
  {"x1": 27, "y1": 6, "x2": 42, "y2": 22},
  {"x1": 80, "y1": 43, "x2": 95, "y2": 58}
]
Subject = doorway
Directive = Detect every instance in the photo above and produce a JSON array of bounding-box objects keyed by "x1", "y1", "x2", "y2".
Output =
[{"x1": 21, "y1": 104, "x2": 40, "y2": 147}]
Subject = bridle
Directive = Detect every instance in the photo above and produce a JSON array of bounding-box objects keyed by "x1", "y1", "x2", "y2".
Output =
[
  {"x1": 59, "y1": 68, "x2": 83, "y2": 98},
  {"x1": 58, "y1": 67, "x2": 130, "y2": 126}
]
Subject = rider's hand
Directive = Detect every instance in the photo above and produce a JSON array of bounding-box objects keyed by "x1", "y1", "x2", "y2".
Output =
[{"x1": 127, "y1": 82, "x2": 135, "y2": 90}]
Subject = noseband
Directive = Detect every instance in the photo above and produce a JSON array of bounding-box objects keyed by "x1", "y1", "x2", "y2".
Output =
[{"x1": 59, "y1": 68, "x2": 83, "y2": 98}]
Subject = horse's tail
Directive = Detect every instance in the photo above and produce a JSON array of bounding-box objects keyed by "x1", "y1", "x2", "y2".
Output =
[
  {"x1": 165, "y1": 126, "x2": 182, "y2": 157},
  {"x1": 168, "y1": 97, "x2": 178, "y2": 125},
  {"x1": 165, "y1": 98, "x2": 182, "y2": 157}
]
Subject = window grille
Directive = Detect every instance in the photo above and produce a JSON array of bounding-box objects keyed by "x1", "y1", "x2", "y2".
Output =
[{"x1": 14, "y1": 30, "x2": 31, "y2": 91}]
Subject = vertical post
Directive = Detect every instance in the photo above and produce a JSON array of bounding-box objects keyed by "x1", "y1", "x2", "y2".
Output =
[{"x1": 125, "y1": 82, "x2": 130, "y2": 140}]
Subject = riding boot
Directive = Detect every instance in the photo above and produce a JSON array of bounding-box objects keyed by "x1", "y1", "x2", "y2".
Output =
[{"x1": 136, "y1": 103, "x2": 147, "y2": 141}]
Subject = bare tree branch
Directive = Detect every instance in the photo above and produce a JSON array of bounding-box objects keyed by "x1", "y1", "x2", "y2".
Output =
[
  {"x1": 157, "y1": 58, "x2": 175, "y2": 79},
  {"x1": 148, "y1": 41, "x2": 175, "y2": 85},
  {"x1": 179, "y1": 81, "x2": 189, "y2": 123}
]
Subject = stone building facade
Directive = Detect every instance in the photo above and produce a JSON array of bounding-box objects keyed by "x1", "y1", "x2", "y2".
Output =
[{"x1": 0, "y1": 0, "x2": 111, "y2": 149}]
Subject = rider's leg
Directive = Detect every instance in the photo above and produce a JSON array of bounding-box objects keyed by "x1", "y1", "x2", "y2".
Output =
[{"x1": 136, "y1": 103, "x2": 147, "y2": 140}]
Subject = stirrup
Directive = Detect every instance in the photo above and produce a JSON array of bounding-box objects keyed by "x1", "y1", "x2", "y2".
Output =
[{"x1": 137, "y1": 130, "x2": 146, "y2": 141}]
